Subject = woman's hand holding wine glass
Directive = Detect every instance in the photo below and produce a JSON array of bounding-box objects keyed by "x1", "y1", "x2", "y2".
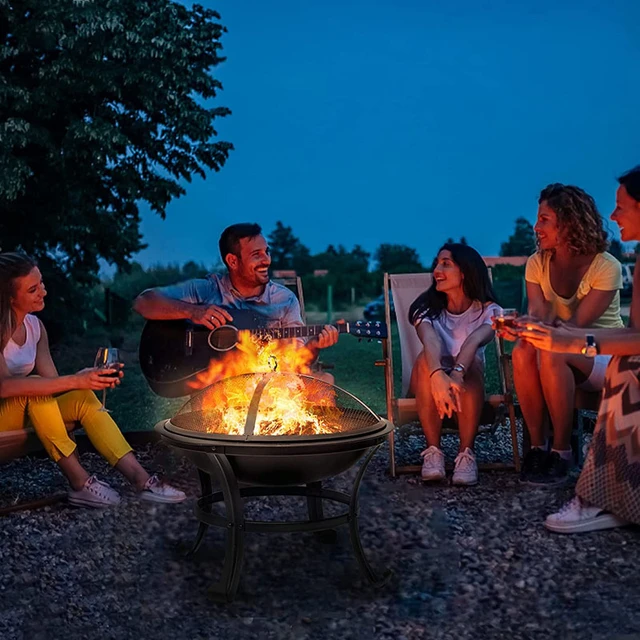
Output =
[{"x1": 92, "y1": 347, "x2": 124, "y2": 412}]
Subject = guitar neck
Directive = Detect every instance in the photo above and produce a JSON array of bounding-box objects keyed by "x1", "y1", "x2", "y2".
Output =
[{"x1": 248, "y1": 324, "x2": 345, "y2": 340}]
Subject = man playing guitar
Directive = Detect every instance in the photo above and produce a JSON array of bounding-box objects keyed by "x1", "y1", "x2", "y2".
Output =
[{"x1": 133, "y1": 222, "x2": 339, "y2": 384}]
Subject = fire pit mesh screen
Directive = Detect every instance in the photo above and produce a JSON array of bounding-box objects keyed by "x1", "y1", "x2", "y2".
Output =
[{"x1": 172, "y1": 372, "x2": 382, "y2": 437}]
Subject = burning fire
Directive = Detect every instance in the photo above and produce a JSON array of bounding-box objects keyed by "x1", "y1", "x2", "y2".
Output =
[{"x1": 188, "y1": 333, "x2": 341, "y2": 436}]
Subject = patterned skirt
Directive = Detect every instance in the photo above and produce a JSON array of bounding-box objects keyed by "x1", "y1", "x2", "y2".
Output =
[{"x1": 576, "y1": 355, "x2": 640, "y2": 525}]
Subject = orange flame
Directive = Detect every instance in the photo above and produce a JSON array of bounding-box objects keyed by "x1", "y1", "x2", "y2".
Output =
[{"x1": 188, "y1": 333, "x2": 340, "y2": 436}]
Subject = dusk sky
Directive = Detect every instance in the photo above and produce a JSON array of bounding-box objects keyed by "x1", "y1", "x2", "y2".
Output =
[{"x1": 134, "y1": 0, "x2": 640, "y2": 270}]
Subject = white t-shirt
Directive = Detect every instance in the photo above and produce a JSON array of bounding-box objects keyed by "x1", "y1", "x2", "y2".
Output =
[
  {"x1": 3, "y1": 314, "x2": 41, "y2": 377},
  {"x1": 416, "y1": 301, "x2": 502, "y2": 363}
]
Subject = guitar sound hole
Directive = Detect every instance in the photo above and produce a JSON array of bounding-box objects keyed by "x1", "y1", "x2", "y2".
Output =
[{"x1": 208, "y1": 325, "x2": 239, "y2": 351}]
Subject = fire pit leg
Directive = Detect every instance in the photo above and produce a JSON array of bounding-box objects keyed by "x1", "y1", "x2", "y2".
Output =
[
  {"x1": 188, "y1": 469, "x2": 213, "y2": 556},
  {"x1": 306, "y1": 481, "x2": 338, "y2": 544},
  {"x1": 348, "y1": 445, "x2": 393, "y2": 588},
  {"x1": 208, "y1": 454, "x2": 246, "y2": 603}
]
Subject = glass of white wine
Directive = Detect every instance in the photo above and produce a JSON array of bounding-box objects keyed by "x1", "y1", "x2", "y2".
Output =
[{"x1": 94, "y1": 347, "x2": 122, "y2": 412}]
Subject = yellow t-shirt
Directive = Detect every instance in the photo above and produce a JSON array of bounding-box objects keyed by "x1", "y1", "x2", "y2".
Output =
[{"x1": 525, "y1": 251, "x2": 623, "y2": 328}]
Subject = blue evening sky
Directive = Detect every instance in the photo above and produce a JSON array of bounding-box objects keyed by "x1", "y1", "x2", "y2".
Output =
[{"x1": 134, "y1": 0, "x2": 640, "y2": 270}]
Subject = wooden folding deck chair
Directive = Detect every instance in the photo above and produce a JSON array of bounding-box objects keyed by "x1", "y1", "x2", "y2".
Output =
[{"x1": 381, "y1": 272, "x2": 521, "y2": 477}]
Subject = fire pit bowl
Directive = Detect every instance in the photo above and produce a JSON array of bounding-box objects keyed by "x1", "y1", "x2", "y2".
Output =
[{"x1": 155, "y1": 372, "x2": 394, "y2": 601}]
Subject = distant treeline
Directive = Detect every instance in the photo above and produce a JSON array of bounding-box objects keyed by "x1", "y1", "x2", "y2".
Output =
[{"x1": 101, "y1": 257, "x2": 526, "y2": 315}]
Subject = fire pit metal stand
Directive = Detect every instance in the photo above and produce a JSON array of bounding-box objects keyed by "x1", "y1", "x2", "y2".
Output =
[{"x1": 188, "y1": 445, "x2": 391, "y2": 602}]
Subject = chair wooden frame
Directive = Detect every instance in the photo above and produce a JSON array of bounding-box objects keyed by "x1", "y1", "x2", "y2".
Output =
[
  {"x1": 380, "y1": 271, "x2": 521, "y2": 477},
  {"x1": 273, "y1": 276, "x2": 307, "y2": 322}
]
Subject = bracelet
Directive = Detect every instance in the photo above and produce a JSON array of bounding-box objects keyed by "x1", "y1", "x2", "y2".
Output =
[
  {"x1": 452, "y1": 363, "x2": 466, "y2": 374},
  {"x1": 429, "y1": 367, "x2": 445, "y2": 378}
]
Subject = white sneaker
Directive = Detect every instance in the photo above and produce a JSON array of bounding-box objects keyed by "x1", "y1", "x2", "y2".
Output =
[
  {"x1": 139, "y1": 474, "x2": 187, "y2": 504},
  {"x1": 68, "y1": 475, "x2": 121, "y2": 508},
  {"x1": 452, "y1": 448, "x2": 478, "y2": 486},
  {"x1": 544, "y1": 496, "x2": 629, "y2": 534},
  {"x1": 420, "y1": 446, "x2": 445, "y2": 481}
]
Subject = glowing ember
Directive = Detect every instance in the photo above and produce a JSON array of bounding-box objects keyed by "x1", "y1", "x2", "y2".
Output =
[{"x1": 188, "y1": 333, "x2": 340, "y2": 436}]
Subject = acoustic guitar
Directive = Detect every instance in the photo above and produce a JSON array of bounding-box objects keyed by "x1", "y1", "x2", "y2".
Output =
[{"x1": 138, "y1": 308, "x2": 388, "y2": 397}]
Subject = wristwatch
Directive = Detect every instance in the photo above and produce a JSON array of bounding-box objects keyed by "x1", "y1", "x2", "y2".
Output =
[
  {"x1": 452, "y1": 363, "x2": 466, "y2": 376},
  {"x1": 581, "y1": 334, "x2": 598, "y2": 358}
]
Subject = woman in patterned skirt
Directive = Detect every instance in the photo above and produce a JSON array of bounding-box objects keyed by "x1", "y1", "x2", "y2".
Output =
[{"x1": 520, "y1": 165, "x2": 640, "y2": 533}]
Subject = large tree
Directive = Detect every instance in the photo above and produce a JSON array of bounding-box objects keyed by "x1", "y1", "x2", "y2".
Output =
[
  {"x1": 1, "y1": 0, "x2": 232, "y2": 284},
  {"x1": 500, "y1": 217, "x2": 536, "y2": 257}
]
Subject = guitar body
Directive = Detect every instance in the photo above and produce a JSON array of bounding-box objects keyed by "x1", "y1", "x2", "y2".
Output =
[
  {"x1": 139, "y1": 310, "x2": 267, "y2": 397},
  {"x1": 138, "y1": 310, "x2": 387, "y2": 398}
]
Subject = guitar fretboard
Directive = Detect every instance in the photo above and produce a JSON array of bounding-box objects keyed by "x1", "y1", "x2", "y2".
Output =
[{"x1": 248, "y1": 324, "x2": 347, "y2": 340}]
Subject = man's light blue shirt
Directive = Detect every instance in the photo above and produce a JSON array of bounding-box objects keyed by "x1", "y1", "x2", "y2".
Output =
[{"x1": 154, "y1": 273, "x2": 304, "y2": 329}]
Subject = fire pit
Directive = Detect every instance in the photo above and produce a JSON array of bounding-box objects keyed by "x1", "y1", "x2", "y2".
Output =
[{"x1": 155, "y1": 372, "x2": 394, "y2": 602}]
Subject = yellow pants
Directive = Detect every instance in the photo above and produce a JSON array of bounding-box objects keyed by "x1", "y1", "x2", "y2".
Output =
[{"x1": 0, "y1": 389, "x2": 132, "y2": 466}]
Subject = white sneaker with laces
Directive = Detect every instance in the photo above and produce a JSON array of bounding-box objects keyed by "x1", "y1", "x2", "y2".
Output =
[
  {"x1": 544, "y1": 496, "x2": 629, "y2": 534},
  {"x1": 140, "y1": 474, "x2": 187, "y2": 503},
  {"x1": 452, "y1": 448, "x2": 478, "y2": 486},
  {"x1": 420, "y1": 446, "x2": 445, "y2": 481},
  {"x1": 68, "y1": 475, "x2": 121, "y2": 508}
]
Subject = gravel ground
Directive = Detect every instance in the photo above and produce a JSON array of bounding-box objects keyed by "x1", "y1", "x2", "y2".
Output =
[{"x1": 1, "y1": 424, "x2": 640, "y2": 640}]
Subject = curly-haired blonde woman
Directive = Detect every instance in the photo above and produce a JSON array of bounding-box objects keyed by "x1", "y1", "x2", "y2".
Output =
[{"x1": 504, "y1": 184, "x2": 623, "y2": 486}]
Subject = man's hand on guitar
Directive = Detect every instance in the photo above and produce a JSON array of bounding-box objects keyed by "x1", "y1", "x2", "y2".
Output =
[
  {"x1": 312, "y1": 325, "x2": 340, "y2": 349},
  {"x1": 191, "y1": 305, "x2": 234, "y2": 330}
]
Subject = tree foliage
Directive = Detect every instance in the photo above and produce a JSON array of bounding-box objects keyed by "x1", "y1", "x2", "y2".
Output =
[
  {"x1": 374, "y1": 243, "x2": 424, "y2": 273},
  {"x1": 1, "y1": 0, "x2": 232, "y2": 284},
  {"x1": 303, "y1": 243, "x2": 376, "y2": 306},
  {"x1": 500, "y1": 217, "x2": 536, "y2": 257},
  {"x1": 267, "y1": 221, "x2": 313, "y2": 274},
  {"x1": 106, "y1": 260, "x2": 217, "y2": 302}
]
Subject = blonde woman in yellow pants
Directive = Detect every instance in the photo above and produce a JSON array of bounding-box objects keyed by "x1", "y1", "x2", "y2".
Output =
[{"x1": 0, "y1": 252, "x2": 186, "y2": 508}]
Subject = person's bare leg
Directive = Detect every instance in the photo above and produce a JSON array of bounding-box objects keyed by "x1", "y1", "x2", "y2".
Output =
[
  {"x1": 115, "y1": 452, "x2": 151, "y2": 491},
  {"x1": 456, "y1": 362, "x2": 485, "y2": 452},
  {"x1": 512, "y1": 340, "x2": 547, "y2": 447},
  {"x1": 56, "y1": 455, "x2": 90, "y2": 491},
  {"x1": 539, "y1": 351, "x2": 593, "y2": 451},
  {"x1": 410, "y1": 355, "x2": 443, "y2": 447}
]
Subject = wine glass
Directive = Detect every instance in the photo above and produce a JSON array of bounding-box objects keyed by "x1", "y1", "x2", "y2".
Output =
[
  {"x1": 94, "y1": 347, "x2": 122, "y2": 412},
  {"x1": 492, "y1": 308, "x2": 519, "y2": 330}
]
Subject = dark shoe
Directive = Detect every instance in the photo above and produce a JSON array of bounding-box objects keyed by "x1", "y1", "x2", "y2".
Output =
[
  {"x1": 519, "y1": 448, "x2": 548, "y2": 484},
  {"x1": 539, "y1": 451, "x2": 570, "y2": 486}
]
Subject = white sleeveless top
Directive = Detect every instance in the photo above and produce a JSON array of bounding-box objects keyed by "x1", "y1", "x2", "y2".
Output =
[{"x1": 3, "y1": 314, "x2": 41, "y2": 377}]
